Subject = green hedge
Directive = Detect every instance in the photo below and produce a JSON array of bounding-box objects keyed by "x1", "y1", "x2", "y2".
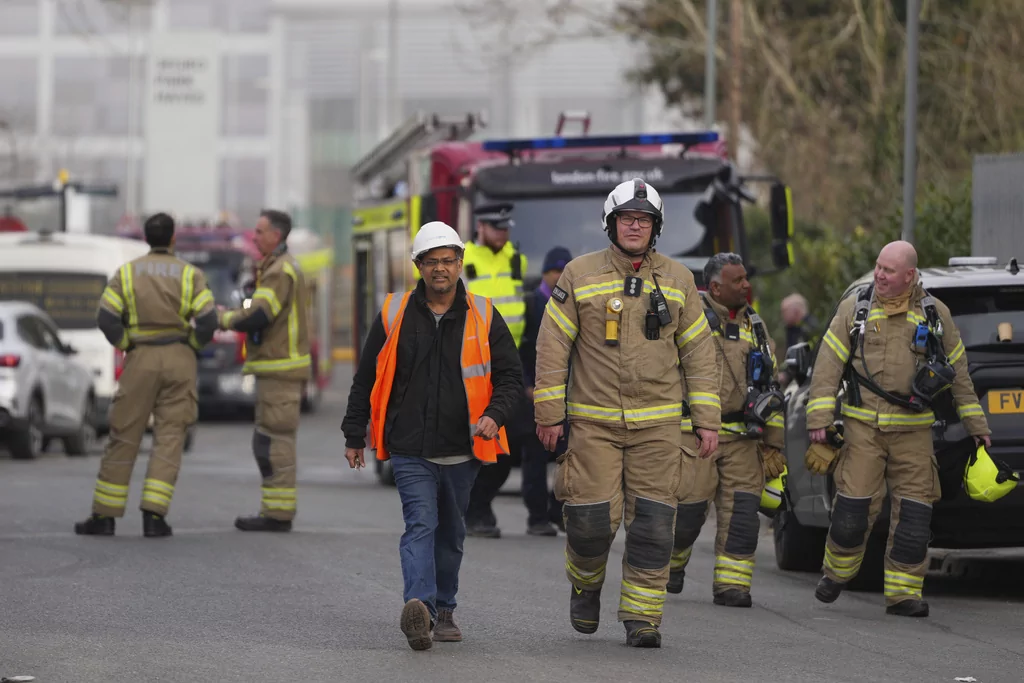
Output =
[{"x1": 749, "y1": 179, "x2": 972, "y2": 347}]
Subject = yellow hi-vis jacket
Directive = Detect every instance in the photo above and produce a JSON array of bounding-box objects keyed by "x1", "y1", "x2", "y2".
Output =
[{"x1": 463, "y1": 241, "x2": 527, "y2": 347}]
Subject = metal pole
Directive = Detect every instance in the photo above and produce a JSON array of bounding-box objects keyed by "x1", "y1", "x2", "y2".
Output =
[
  {"x1": 901, "y1": 0, "x2": 920, "y2": 244},
  {"x1": 386, "y1": 0, "x2": 399, "y2": 131},
  {"x1": 704, "y1": 0, "x2": 717, "y2": 128}
]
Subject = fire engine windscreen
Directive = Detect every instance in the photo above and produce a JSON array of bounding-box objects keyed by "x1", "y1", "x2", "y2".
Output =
[{"x1": 474, "y1": 192, "x2": 706, "y2": 278}]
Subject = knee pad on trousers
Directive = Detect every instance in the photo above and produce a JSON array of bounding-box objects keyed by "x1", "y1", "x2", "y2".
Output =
[
  {"x1": 252, "y1": 430, "x2": 273, "y2": 478},
  {"x1": 724, "y1": 491, "x2": 761, "y2": 556},
  {"x1": 829, "y1": 493, "x2": 871, "y2": 549},
  {"x1": 565, "y1": 501, "x2": 613, "y2": 559},
  {"x1": 890, "y1": 498, "x2": 932, "y2": 566},
  {"x1": 626, "y1": 497, "x2": 676, "y2": 570},
  {"x1": 674, "y1": 501, "x2": 708, "y2": 550}
]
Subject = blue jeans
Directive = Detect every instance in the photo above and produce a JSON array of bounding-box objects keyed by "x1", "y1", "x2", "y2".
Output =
[{"x1": 391, "y1": 455, "x2": 481, "y2": 621}]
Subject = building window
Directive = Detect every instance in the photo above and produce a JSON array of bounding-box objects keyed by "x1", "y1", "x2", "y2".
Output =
[
  {"x1": 169, "y1": 0, "x2": 269, "y2": 34},
  {"x1": 0, "y1": 0, "x2": 39, "y2": 36},
  {"x1": 0, "y1": 58, "x2": 39, "y2": 134},
  {"x1": 53, "y1": 56, "x2": 146, "y2": 137},
  {"x1": 220, "y1": 157, "x2": 267, "y2": 225},
  {"x1": 221, "y1": 55, "x2": 268, "y2": 137},
  {"x1": 55, "y1": 0, "x2": 152, "y2": 36}
]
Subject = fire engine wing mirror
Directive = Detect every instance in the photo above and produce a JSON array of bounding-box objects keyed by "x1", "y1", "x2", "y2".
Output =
[
  {"x1": 770, "y1": 182, "x2": 794, "y2": 270},
  {"x1": 785, "y1": 342, "x2": 812, "y2": 385}
]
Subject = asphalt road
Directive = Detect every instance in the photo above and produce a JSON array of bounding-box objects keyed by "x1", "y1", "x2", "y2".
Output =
[{"x1": 2, "y1": 371, "x2": 1023, "y2": 683}]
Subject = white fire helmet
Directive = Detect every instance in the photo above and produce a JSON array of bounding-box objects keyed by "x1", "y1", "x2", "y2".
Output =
[
  {"x1": 411, "y1": 221, "x2": 465, "y2": 261},
  {"x1": 602, "y1": 178, "x2": 665, "y2": 250}
]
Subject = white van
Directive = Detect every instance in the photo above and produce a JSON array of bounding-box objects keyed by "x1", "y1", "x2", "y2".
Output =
[{"x1": 0, "y1": 231, "x2": 150, "y2": 434}]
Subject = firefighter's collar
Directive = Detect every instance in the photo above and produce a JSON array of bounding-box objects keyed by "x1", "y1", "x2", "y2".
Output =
[
  {"x1": 706, "y1": 293, "x2": 749, "y2": 325},
  {"x1": 607, "y1": 245, "x2": 650, "y2": 272}
]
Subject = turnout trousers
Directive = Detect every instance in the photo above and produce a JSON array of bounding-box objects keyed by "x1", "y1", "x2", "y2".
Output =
[
  {"x1": 553, "y1": 420, "x2": 682, "y2": 626},
  {"x1": 670, "y1": 438, "x2": 765, "y2": 596},
  {"x1": 92, "y1": 344, "x2": 198, "y2": 518},
  {"x1": 252, "y1": 377, "x2": 303, "y2": 521},
  {"x1": 822, "y1": 418, "x2": 940, "y2": 606}
]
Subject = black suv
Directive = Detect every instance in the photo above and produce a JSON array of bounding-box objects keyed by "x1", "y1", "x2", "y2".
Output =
[{"x1": 774, "y1": 256, "x2": 1024, "y2": 588}]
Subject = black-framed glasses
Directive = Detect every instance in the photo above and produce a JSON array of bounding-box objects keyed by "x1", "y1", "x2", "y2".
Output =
[{"x1": 617, "y1": 214, "x2": 654, "y2": 228}]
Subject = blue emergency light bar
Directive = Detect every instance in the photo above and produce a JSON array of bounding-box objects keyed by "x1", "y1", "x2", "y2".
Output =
[{"x1": 481, "y1": 131, "x2": 719, "y2": 153}]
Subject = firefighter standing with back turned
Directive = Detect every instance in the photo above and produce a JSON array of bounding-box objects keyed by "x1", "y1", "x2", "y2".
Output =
[
  {"x1": 219, "y1": 209, "x2": 312, "y2": 532},
  {"x1": 463, "y1": 202, "x2": 528, "y2": 538},
  {"x1": 806, "y1": 240, "x2": 991, "y2": 617},
  {"x1": 667, "y1": 253, "x2": 787, "y2": 607},
  {"x1": 534, "y1": 178, "x2": 720, "y2": 648},
  {"x1": 75, "y1": 212, "x2": 218, "y2": 537}
]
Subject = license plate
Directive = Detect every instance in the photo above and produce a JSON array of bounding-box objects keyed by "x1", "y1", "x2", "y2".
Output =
[{"x1": 987, "y1": 390, "x2": 1024, "y2": 414}]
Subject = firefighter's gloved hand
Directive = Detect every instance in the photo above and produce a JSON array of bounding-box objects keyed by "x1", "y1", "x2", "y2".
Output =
[
  {"x1": 805, "y1": 442, "x2": 838, "y2": 476},
  {"x1": 760, "y1": 445, "x2": 786, "y2": 479}
]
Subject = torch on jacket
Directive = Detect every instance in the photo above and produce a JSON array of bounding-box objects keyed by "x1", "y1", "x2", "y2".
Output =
[
  {"x1": 221, "y1": 245, "x2": 312, "y2": 382},
  {"x1": 807, "y1": 282, "x2": 991, "y2": 436},
  {"x1": 534, "y1": 247, "x2": 721, "y2": 433}
]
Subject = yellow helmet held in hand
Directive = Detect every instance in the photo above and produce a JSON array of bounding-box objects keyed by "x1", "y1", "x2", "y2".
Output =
[
  {"x1": 964, "y1": 444, "x2": 1019, "y2": 503},
  {"x1": 760, "y1": 466, "x2": 788, "y2": 514}
]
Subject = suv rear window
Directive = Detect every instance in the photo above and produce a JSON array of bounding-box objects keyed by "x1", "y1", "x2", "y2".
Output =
[
  {"x1": 0, "y1": 271, "x2": 107, "y2": 330},
  {"x1": 930, "y1": 285, "x2": 1024, "y2": 347}
]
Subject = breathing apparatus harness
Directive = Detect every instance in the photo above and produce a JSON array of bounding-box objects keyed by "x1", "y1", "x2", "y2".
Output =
[
  {"x1": 702, "y1": 294, "x2": 785, "y2": 438},
  {"x1": 843, "y1": 284, "x2": 956, "y2": 413}
]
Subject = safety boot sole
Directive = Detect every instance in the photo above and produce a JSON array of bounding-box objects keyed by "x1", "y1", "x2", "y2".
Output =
[{"x1": 400, "y1": 599, "x2": 433, "y2": 651}]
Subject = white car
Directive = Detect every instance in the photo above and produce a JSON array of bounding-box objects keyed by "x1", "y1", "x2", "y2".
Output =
[{"x1": 0, "y1": 302, "x2": 97, "y2": 459}]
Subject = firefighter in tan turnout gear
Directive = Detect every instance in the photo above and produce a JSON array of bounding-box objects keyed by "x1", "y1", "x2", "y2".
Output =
[
  {"x1": 219, "y1": 210, "x2": 312, "y2": 532},
  {"x1": 75, "y1": 212, "x2": 218, "y2": 538},
  {"x1": 534, "y1": 178, "x2": 720, "y2": 648},
  {"x1": 807, "y1": 240, "x2": 991, "y2": 617},
  {"x1": 668, "y1": 253, "x2": 786, "y2": 607}
]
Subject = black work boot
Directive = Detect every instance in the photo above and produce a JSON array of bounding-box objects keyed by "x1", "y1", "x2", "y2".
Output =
[
  {"x1": 466, "y1": 521, "x2": 501, "y2": 538},
  {"x1": 624, "y1": 620, "x2": 662, "y2": 648},
  {"x1": 886, "y1": 599, "x2": 929, "y2": 618},
  {"x1": 142, "y1": 511, "x2": 173, "y2": 538},
  {"x1": 234, "y1": 514, "x2": 292, "y2": 532},
  {"x1": 815, "y1": 575, "x2": 845, "y2": 603},
  {"x1": 713, "y1": 588, "x2": 753, "y2": 608},
  {"x1": 527, "y1": 521, "x2": 558, "y2": 537},
  {"x1": 74, "y1": 514, "x2": 115, "y2": 536},
  {"x1": 433, "y1": 608, "x2": 462, "y2": 642},
  {"x1": 569, "y1": 585, "x2": 601, "y2": 634},
  {"x1": 666, "y1": 569, "x2": 685, "y2": 594}
]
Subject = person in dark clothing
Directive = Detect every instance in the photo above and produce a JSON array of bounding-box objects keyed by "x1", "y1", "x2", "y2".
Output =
[
  {"x1": 341, "y1": 222, "x2": 523, "y2": 651},
  {"x1": 518, "y1": 246, "x2": 572, "y2": 536}
]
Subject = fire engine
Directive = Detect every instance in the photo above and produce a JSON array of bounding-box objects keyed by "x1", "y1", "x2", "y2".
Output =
[
  {"x1": 116, "y1": 220, "x2": 334, "y2": 415},
  {"x1": 349, "y1": 110, "x2": 794, "y2": 363}
]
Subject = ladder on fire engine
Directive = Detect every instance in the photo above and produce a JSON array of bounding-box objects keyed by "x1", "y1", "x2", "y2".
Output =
[{"x1": 351, "y1": 111, "x2": 487, "y2": 184}]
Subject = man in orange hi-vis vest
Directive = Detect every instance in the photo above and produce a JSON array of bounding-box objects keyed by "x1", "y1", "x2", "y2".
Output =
[{"x1": 341, "y1": 221, "x2": 523, "y2": 652}]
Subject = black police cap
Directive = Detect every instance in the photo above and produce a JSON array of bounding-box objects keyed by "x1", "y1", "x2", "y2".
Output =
[{"x1": 473, "y1": 202, "x2": 514, "y2": 229}]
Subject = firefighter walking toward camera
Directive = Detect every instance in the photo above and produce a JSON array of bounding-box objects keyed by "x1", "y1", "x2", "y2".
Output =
[
  {"x1": 806, "y1": 240, "x2": 991, "y2": 617},
  {"x1": 534, "y1": 178, "x2": 720, "y2": 648},
  {"x1": 219, "y1": 209, "x2": 311, "y2": 532},
  {"x1": 75, "y1": 212, "x2": 218, "y2": 538},
  {"x1": 667, "y1": 253, "x2": 786, "y2": 607}
]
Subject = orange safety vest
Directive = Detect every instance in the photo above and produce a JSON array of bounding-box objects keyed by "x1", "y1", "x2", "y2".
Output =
[{"x1": 369, "y1": 290, "x2": 509, "y2": 463}]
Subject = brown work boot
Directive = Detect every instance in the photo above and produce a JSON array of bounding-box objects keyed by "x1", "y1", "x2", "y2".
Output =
[
  {"x1": 400, "y1": 599, "x2": 433, "y2": 651},
  {"x1": 74, "y1": 514, "x2": 115, "y2": 536},
  {"x1": 433, "y1": 608, "x2": 462, "y2": 642}
]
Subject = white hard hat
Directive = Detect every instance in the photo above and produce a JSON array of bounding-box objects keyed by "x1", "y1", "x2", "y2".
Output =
[
  {"x1": 411, "y1": 221, "x2": 465, "y2": 261},
  {"x1": 602, "y1": 177, "x2": 665, "y2": 229}
]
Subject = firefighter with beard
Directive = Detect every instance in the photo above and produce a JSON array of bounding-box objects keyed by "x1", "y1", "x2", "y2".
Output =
[
  {"x1": 534, "y1": 178, "x2": 720, "y2": 648},
  {"x1": 666, "y1": 253, "x2": 786, "y2": 607}
]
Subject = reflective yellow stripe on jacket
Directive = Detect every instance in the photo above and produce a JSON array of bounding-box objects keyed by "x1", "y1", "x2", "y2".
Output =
[
  {"x1": 463, "y1": 242, "x2": 527, "y2": 347},
  {"x1": 242, "y1": 260, "x2": 311, "y2": 374}
]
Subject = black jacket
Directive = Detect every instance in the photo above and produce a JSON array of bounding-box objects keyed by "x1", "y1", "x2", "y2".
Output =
[{"x1": 341, "y1": 280, "x2": 523, "y2": 458}]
